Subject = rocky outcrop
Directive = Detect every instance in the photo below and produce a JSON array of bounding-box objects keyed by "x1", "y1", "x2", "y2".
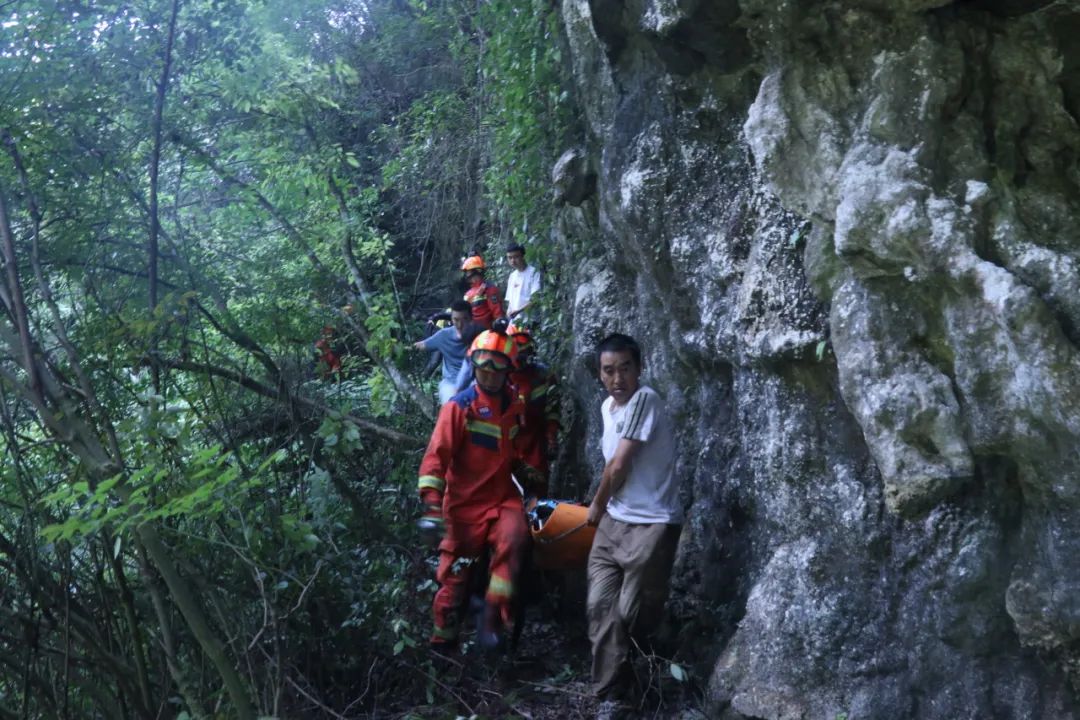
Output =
[{"x1": 555, "y1": 1, "x2": 1080, "y2": 717}]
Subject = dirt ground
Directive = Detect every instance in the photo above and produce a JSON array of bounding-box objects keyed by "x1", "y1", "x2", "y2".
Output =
[{"x1": 381, "y1": 606, "x2": 707, "y2": 720}]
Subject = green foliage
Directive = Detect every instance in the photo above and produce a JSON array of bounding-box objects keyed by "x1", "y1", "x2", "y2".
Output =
[
  {"x1": 0, "y1": 0, "x2": 582, "y2": 716},
  {"x1": 391, "y1": 617, "x2": 420, "y2": 655},
  {"x1": 39, "y1": 417, "x2": 287, "y2": 544},
  {"x1": 479, "y1": 0, "x2": 573, "y2": 251},
  {"x1": 363, "y1": 368, "x2": 401, "y2": 417}
]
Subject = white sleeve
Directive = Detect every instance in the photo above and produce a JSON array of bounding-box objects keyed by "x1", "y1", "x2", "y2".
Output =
[{"x1": 620, "y1": 391, "x2": 655, "y2": 442}]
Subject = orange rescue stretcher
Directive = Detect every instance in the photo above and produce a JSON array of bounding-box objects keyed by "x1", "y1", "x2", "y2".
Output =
[{"x1": 528, "y1": 499, "x2": 596, "y2": 569}]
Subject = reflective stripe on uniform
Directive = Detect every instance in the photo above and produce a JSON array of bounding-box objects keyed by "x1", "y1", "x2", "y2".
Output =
[
  {"x1": 465, "y1": 420, "x2": 501, "y2": 438},
  {"x1": 466, "y1": 419, "x2": 501, "y2": 450},
  {"x1": 418, "y1": 475, "x2": 446, "y2": 493},
  {"x1": 487, "y1": 573, "x2": 513, "y2": 599}
]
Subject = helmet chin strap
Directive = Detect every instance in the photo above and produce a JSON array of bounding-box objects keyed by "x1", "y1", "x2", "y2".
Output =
[{"x1": 476, "y1": 378, "x2": 506, "y2": 395}]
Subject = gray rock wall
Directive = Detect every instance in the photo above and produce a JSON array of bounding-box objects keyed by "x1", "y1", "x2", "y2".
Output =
[{"x1": 554, "y1": 1, "x2": 1080, "y2": 717}]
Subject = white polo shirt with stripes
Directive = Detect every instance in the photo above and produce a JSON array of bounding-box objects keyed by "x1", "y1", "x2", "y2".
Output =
[{"x1": 601, "y1": 384, "x2": 682, "y2": 524}]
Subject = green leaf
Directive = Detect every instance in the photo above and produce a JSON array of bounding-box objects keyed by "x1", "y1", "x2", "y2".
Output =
[
  {"x1": 97, "y1": 475, "x2": 120, "y2": 495},
  {"x1": 670, "y1": 662, "x2": 687, "y2": 682}
]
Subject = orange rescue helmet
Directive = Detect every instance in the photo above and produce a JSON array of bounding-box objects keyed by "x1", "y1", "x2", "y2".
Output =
[
  {"x1": 469, "y1": 329, "x2": 519, "y2": 367},
  {"x1": 461, "y1": 255, "x2": 486, "y2": 272},
  {"x1": 506, "y1": 323, "x2": 534, "y2": 352}
]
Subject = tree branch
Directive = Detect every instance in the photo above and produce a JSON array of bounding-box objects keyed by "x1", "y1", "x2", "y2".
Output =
[
  {"x1": 151, "y1": 356, "x2": 425, "y2": 448},
  {"x1": 172, "y1": 134, "x2": 333, "y2": 280},
  {"x1": 4, "y1": 128, "x2": 127, "y2": 465},
  {"x1": 0, "y1": 180, "x2": 41, "y2": 398},
  {"x1": 147, "y1": 0, "x2": 181, "y2": 395},
  {"x1": 328, "y1": 172, "x2": 436, "y2": 421}
]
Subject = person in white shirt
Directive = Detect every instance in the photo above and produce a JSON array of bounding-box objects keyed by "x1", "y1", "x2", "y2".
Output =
[
  {"x1": 504, "y1": 243, "x2": 541, "y2": 321},
  {"x1": 585, "y1": 333, "x2": 682, "y2": 716}
]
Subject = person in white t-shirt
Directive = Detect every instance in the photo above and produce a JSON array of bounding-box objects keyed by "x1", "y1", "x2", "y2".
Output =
[
  {"x1": 585, "y1": 333, "x2": 682, "y2": 716},
  {"x1": 504, "y1": 243, "x2": 540, "y2": 321}
]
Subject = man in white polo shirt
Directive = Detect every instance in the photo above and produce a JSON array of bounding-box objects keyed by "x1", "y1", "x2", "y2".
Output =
[
  {"x1": 504, "y1": 243, "x2": 540, "y2": 322},
  {"x1": 585, "y1": 333, "x2": 682, "y2": 717}
]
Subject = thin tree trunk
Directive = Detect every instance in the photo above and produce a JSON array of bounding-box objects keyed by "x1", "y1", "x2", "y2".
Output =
[
  {"x1": 0, "y1": 177, "x2": 40, "y2": 396},
  {"x1": 5, "y1": 129, "x2": 125, "y2": 462},
  {"x1": 148, "y1": 0, "x2": 181, "y2": 392},
  {"x1": 119, "y1": 491, "x2": 257, "y2": 720},
  {"x1": 0, "y1": 182, "x2": 256, "y2": 719},
  {"x1": 340, "y1": 230, "x2": 437, "y2": 422},
  {"x1": 138, "y1": 544, "x2": 210, "y2": 720},
  {"x1": 327, "y1": 174, "x2": 436, "y2": 421},
  {"x1": 103, "y1": 529, "x2": 154, "y2": 714}
]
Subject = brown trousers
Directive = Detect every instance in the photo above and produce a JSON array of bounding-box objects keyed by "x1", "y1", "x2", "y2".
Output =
[{"x1": 586, "y1": 514, "x2": 681, "y2": 699}]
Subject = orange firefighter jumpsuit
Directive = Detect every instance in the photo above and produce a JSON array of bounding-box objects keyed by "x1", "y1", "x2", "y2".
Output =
[
  {"x1": 463, "y1": 280, "x2": 504, "y2": 329},
  {"x1": 314, "y1": 326, "x2": 342, "y2": 377},
  {"x1": 417, "y1": 383, "x2": 528, "y2": 644},
  {"x1": 510, "y1": 362, "x2": 559, "y2": 482}
]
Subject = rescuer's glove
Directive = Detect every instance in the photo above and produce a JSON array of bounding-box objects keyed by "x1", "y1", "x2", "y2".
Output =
[
  {"x1": 512, "y1": 459, "x2": 548, "y2": 499},
  {"x1": 417, "y1": 503, "x2": 444, "y2": 546}
]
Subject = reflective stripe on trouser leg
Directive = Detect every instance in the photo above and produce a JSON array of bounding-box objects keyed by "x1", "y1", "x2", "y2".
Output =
[
  {"x1": 487, "y1": 573, "x2": 513, "y2": 599},
  {"x1": 484, "y1": 507, "x2": 528, "y2": 632},
  {"x1": 431, "y1": 549, "x2": 472, "y2": 643}
]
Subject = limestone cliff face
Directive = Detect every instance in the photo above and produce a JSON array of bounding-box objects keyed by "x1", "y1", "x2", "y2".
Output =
[{"x1": 553, "y1": 1, "x2": 1080, "y2": 717}]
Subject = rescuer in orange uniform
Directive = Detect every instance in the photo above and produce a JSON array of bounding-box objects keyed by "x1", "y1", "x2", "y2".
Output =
[
  {"x1": 417, "y1": 329, "x2": 535, "y2": 649},
  {"x1": 506, "y1": 323, "x2": 559, "y2": 484},
  {"x1": 461, "y1": 255, "x2": 504, "y2": 329},
  {"x1": 314, "y1": 325, "x2": 342, "y2": 377}
]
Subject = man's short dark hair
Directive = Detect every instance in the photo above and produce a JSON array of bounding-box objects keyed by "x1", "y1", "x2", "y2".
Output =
[
  {"x1": 450, "y1": 300, "x2": 471, "y2": 314},
  {"x1": 506, "y1": 243, "x2": 525, "y2": 256},
  {"x1": 596, "y1": 333, "x2": 641, "y2": 368},
  {"x1": 461, "y1": 322, "x2": 484, "y2": 347}
]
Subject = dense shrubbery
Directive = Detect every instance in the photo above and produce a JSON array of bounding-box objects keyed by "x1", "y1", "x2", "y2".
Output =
[{"x1": 0, "y1": 0, "x2": 572, "y2": 716}]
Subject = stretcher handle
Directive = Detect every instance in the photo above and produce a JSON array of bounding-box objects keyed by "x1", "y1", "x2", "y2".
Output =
[{"x1": 532, "y1": 521, "x2": 589, "y2": 545}]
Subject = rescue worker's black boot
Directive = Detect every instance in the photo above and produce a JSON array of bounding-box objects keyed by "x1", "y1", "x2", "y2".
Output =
[{"x1": 477, "y1": 601, "x2": 506, "y2": 654}]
